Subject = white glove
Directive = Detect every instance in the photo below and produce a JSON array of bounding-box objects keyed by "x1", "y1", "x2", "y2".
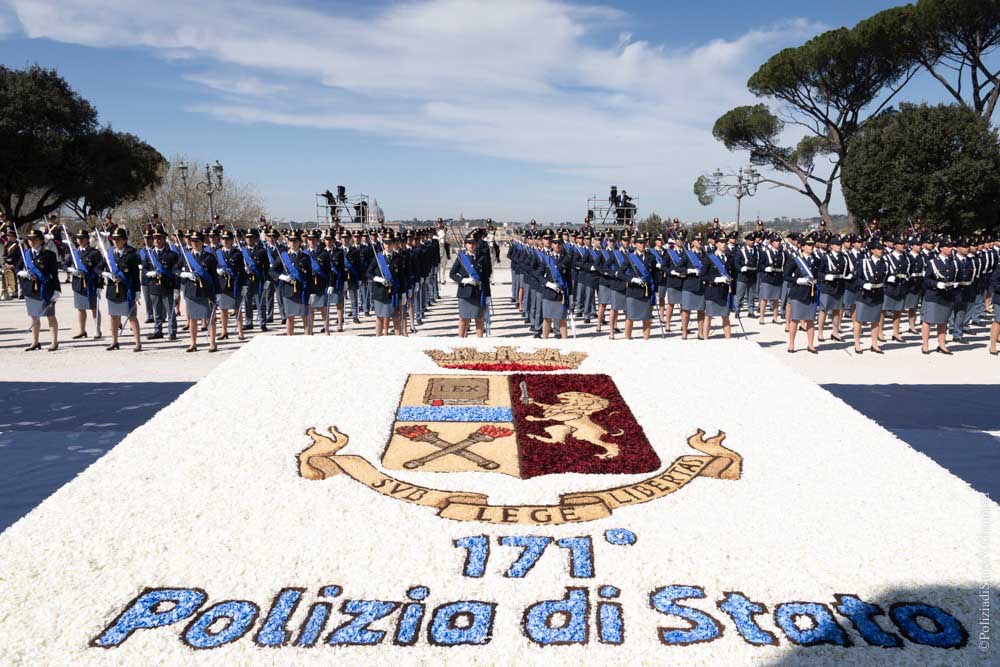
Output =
[
  {"x1": 216, "y1": 268, "x2": 226, "y2": 276},
  {"x1": 630, "y1": 277, "x2": 644, "y2": 285},
  {"x1": 764, "y1": 266, "x2": 774, "y2": 273},
  {"x1": 279, "y1": 274, "x2": 292, "y2": 283},
  {"x1": 589, "y1": 265, "x2": 596, "y2": 271},
  {"x1": 546, "y1": 281, "x2": 562, "y2": 291},
  {"x1": 935, "y1": 281, "x2": 947, "y2": 290},
  {"x1": 824, "y1": 274, "x2": 836, "y2": 281},
  {"x1": 460, "y1": 277, "x2": 476, "y2": 286},
  {"x1": 180, "y1": 271, "x2": 195, "y2": 281},
  {"x1": 50, "y1": 291, "x2": 59, "y2": 302},
  {"x1": 145, "y1": 270, "x2": 158, "y2": 278},
  {"x1": 844, "y1": 273, "x2": 853, "y2": 280},
  {"x1": 863, "y1": 282, "x2": 873, "y2": 290},
  {"x1": 687, "y1": 268, "x2": 699, "y2": 275},
  {"x1": 326, "y1": 286, "x2": 334, "y2": 296},
  {"x1": 714, "y1": 276, "x2": 729, "y2": 284},
  {"x1": 887, "y1": 275, "x2": 896, "y2": 283},
  {"x1": 101, "y1": 271, "x2": 117, "y2": 282},
  {"x1": 44, "y1": 233, "x2": 54, "y2": 240},
  {"x1": 950, "y1": 282, "x2": 960, "y2": 289},
  {"x1": 670, "y1": 270, "x2": 682, "y2": 277},
  {"x1": 795, "y1": 277, "x2": 810, "y2": 286},
  {"x1": 67, "y1": 266, "x2": 80, "y2": 276},
  {"x1": 16, "y1": 269, "x2": 29, "y2": 278},
  {"x1": 740, "y1": 266, "x2": 748, "y2": 273},
  {"x1": 656, "y1": 263, "x2": 662, "y2": 269}
]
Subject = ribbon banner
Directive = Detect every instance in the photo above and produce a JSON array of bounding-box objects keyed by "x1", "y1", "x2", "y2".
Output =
[{"x1": 298, "y1": 427, "x2": 742, "y2": 525}]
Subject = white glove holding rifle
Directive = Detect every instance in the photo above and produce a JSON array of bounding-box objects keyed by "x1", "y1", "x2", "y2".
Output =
[
  {"x1": 373, "y1": 276, "x2": 388, "y2": 285},
  {"x1": 216, "y1": 268, "x2": 226, "y2": 276},
  {"x1": 630, "y1": 277, "x2": 644, "y2": 285},
  {"x1": 713, "y1": 276, "x2": 729, "y2": 284},
  {"x1": 67, "y1": 266, "x2": 80, "y2": 276},
  {"x1": 101, "y1": 271, "x2": 118, "y2": 282},
  {"x1": 460, "y1": 277, "x2": 476, "y2": 286},
  {"x1": 546, "y1": 281, "x2": 562, "y2": 291},
  {"x1": 824, "y1": 274, "x2": 835, "y2": 281},
  {"x1": 764, "y1": 266, "x2": 774, "y2": 273},
  {"x1": 145, "y1": 270, "x2": 158, "y2": 278},
  {"x1": 863, "y1": 282, "x2": 873, "y2": 290},
  {"x1": 278, "y1": 274, "x2": 292, "y2": 283},
  {"x1": 686, "y1": 268, "x2": 699, "y2": 275},
  {"x1": 180, "y1": 271, "x2": 196, "y2": 281},
  {"x1": 795, "y1": 277, "x2": 811, "y2": 286}
]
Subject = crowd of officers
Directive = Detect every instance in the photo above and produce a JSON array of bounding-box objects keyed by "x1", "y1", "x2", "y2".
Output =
[
  {"x1": 4, "y1": 210, "x2": 1000, "y2": 355},
  {"x1": 507, "y1": 219, "x2": 1000, "y2": 355},
  {"x1": 1, "y1": 212, "x2": 451, "y2": 351}
]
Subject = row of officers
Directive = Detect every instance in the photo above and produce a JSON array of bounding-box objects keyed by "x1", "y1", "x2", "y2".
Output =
[
  {"x1": 1, "y1": 221, "x2": 445, "y2": 351},
  {"x1": 506, "y1": 227, "x2": 1000, "y2": 355}
]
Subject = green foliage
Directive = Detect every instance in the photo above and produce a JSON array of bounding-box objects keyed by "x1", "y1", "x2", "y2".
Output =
[
  {"x1": 0, "y1": 65, "x2": 163, "y2": 225},
  {"x1": 638, "y1": 212, "x2": 664, "y2": 236},
  {"x1": 692, "y1": 175, "x2": 714, "y2": 206},
  {"x1": 841, "y1": 103, "x2": 1000, "y2": 235}
]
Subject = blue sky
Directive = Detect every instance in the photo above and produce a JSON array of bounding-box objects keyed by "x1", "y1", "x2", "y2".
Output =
[{"x1": 0, "y1": 1, "x2": 963, "y2": 223}]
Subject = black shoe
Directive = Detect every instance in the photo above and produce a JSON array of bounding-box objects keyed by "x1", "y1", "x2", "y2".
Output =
[
  {"x1": 147, "y1": 333, "x2": 164, "y2": 340},
  {"x1": 416, "y1": 319, "x2": 423, "y2": 325},
  {"x1": 71, "y1": 332, "x2": 88, "y2": 340},
  {"x1": 352, "y1": 317, "x2": 361, "y2": 325},
  {"x1": 244, "y1": 324, "x2": 254, "y2": 331},
  {"x1": 25, "y1": 343, "x2": 41, "y2": 352},
  {"x1": 532, "y1": 333, "x2": 542, "y2": 339},
  {"x1": 922, "y1": 349, "x2": 931, "y2": 355},
  {"x1": 168, "y1": 335, "x2": 178, "y2": 341},
  {"x1": 260, "y1": 326, "x2": 268, "y2": 332},
  {"x1": 106, "y1": 343, "x2": 120, "y2": 351},
  {"x1": 266, "y1": 318, "x2": 274, "y2": 323},
  {"x1": 144, "y1": 319, "x2": 154, "y2": 324},
  {"x1": 584, "y1": 318, "x2": 591, "y2": 324},
  {"x1": 871, "y1": 347, "x2": 884, "y2": 354},
  {"x1": 936, "y1": 347, "x2": 952, "y2": 355}
]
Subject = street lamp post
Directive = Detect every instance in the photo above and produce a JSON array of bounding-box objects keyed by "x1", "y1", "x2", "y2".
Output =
[
  {"x1": 178, "y1": 160, "x2": 224, "y2": 226},
  {"x1": 704, "y1": 166, "x2": 762, "y2": 232}
]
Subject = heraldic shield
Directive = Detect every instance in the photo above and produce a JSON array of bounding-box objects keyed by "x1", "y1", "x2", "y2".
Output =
[{"x1": 382, "y1": 373, "x2": 661, "y2": 479}]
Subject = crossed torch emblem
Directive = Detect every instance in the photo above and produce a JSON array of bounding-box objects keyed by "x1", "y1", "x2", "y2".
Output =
[{"x1": 395, "y1": 424, "x2": 512, "y2": 470}]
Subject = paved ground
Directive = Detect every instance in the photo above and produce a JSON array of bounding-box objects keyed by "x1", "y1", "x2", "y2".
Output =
[{"x1": 0, "y1": 264, "x2": 996, "y2": 531}]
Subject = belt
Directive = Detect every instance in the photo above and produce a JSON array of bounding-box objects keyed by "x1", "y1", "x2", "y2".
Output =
[
  {"x1": 958, "y1": 281, "x2": 972, "y2": 286},
  {"x1": 868, "y1": 283, "x2": 885, "y2": 289}
]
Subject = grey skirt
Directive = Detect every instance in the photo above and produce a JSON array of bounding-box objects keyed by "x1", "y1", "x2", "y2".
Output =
[
  {"x1": 705, "y1": 300, "x2": 730, "y2": 318},
  {"x1": 309, "y1": 291, "x2": 329, "y2": 308},
  {"x1": 903, "y1": 292, "x2": 921, "y2": 310},
  {"x1": 611, "y1": 289, "x2": 627, "y2": 311},
  {"x1": 818, "y1": 292, "x2": 843, "y2": 312},
  {"x1": 995, "y1": 305, "x2": 1000, "y2": 323},
  {"x1": 681, "y1": 291, "x2": 705, "y2": 312},
  {"x1": 373, "y1": 297, "x2": 397, "y2": 318},
  {"x1": 854, "y1": 300, "x2": 882, "y2": 323},
  {"x1": 73, "y1": 290, "x2": 98, "y2": 311},
  {"x1": 217, "y1": 291, "x2": 239, "y2": 310},
  {"x1": 108, "y1": 297, "x2": 137, "y2": 318},
  {"x1": 26, "y1": 295, "x2": 56, "y2": 318},
  {"x1": 542, "y1": 298, "x2": 567, "y2": 321},
  {"x1": 332, "y1": 287, "x2": 345, "y2": 307},
  {"x1": 789, "y1": 298, "x2": 817, "y2": 322},
  {"x1": 458, "y1": 296, "x2": 483, "y2": 320},
  {"x1": 759, "y1": 282, "x2": 781, "y2": 301},
  {"x1": 922, "y1": 300, "x2": 953, "y2": 325},
  {"x1": 666, "y1": 287, "x2": 683, "y2": 305},
  {"x1": 598, "y1": 284, "x2": 612, "y2": 305},
  {"x1": 185, "y1": 295, "x2": 213, "y2": 320},
  {"x1": 882, "y1": 294, "x2": 905, "y2": 313},
  {"x1": 656, "y1": 284, "x2": 667, "y2": 300},
  {"x1": 626, "y1": 296, "x2": 652, "y2": 321},
  {"x1": 843, "y1": 288, "x2": 857, "y2": 308}
]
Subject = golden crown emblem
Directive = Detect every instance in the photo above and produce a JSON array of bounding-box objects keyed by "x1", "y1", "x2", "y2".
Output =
[{"x1": 423, "y1": 347, "x2": 586, "y2": 371}]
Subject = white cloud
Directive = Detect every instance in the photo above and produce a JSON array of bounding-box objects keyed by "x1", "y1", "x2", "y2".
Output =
[{"x1": 10, "y1": 0, "x2": 836, "y2": 221}]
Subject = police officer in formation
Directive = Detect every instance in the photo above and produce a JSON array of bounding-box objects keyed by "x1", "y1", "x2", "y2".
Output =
[{"x1": 505, "y1": 221, "x2": 999, "y2": 355}]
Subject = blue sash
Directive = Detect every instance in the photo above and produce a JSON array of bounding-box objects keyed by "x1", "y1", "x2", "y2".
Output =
[
  {"x1": 180, "y1": 247, "x2": 213, "y2": 296},
  {"x1": 685, "y1": 250, "x2": 703, "y2": 271},
  {"x1": 649, "y1": 247, "x2": 664, "y2": 268},
  {"x1": 458, "y1": 252, "x2": 484, "y2": 306},
  {"x1": 627, "y1": 252, "x2": 656, "y2": 304},
  {"x1": 666, "y1": 248, "x2": 682, "y2": 266},
  {"x1": 147, "y1": 247, "x2": 167, "y2": 276},
  {"x1": 612, "y1": 249, "x2": 627, "y2": 280},
  {"x1": 215, "y1": 249, "x2": 239, "y2": 298},
  {"x1": 68, "y1": 242, "x2": 97, "y2": 302},
  {"x1": 794, "y1": 255, "x2": 820, "y2": 305},
  {"x1": 708, "y1": 253, "x2": 734, "y2": 309},
  {"x1": 22, "y1": 247, "x2": 50, "y2": 304},
  {"x1": 544, "y1": 253, "x2": 569, "y2": 306},
  {"x1": 107, "y1": 249, "x2": 134, "y2": 305},
  {"x1": 588, "y1": 247, "x2": 601, "y2": 264},
  {"x1": 343, "y1": 250, "x2": 358, "y2": 281},
  {"x1": 376, "y1": 251, "x2": 398, "y2": 307},
  {"x1": 240, "y1": 245, "x2": 264, "y2": 295}
]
